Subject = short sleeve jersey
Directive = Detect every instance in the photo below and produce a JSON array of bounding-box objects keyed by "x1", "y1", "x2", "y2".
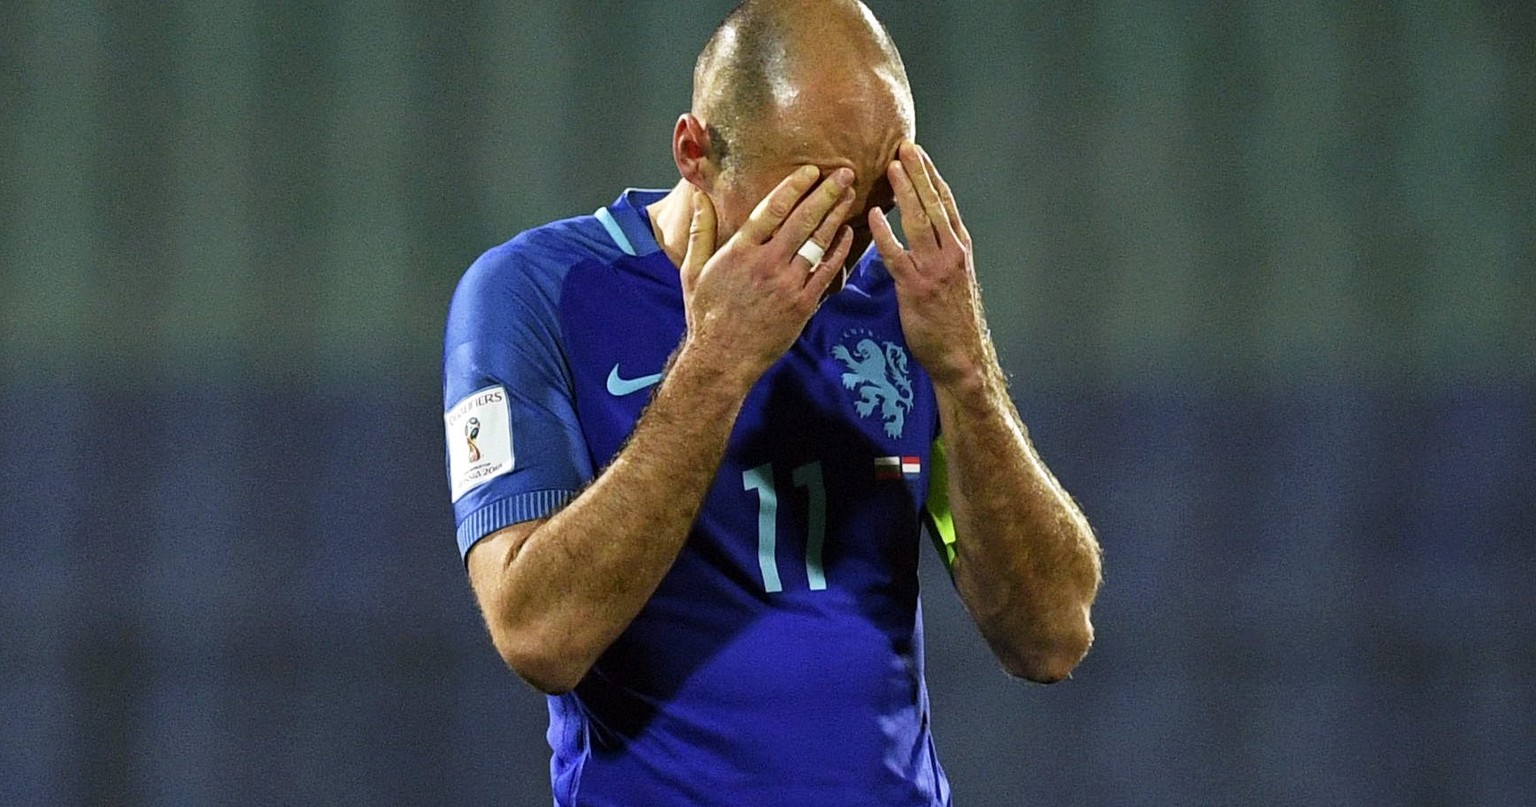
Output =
[{"x1": 443, "y1": 189, "x2": 953, "y2": 807}]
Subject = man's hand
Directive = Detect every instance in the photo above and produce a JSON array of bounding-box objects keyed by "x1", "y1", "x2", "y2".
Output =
[
  {"x1": 869, "y1": 142, "x2": 990, "y2": 390},
  {"x1": 871, "y1": 142, "x2": 1100, "y2": 683},
  {"x1": 681, "y1": 166, "x2": 856, "y2": 385},
  {"x1": 467, "y1": 166, "x2": 858, "y2": 693}
]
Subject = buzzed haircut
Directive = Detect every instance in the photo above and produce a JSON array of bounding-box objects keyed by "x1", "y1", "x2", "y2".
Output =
[
  {"x1": 692, "y1": 0, "x2": 909, "y2": 172},
  {"x1": 692, "y1": 2, "x2": 787, "y2": 170}
]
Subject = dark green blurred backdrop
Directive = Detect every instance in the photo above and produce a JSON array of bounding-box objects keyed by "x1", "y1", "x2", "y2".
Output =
[{"x1": 2, "y1": 1, "x2": 1531, "y2": 805}]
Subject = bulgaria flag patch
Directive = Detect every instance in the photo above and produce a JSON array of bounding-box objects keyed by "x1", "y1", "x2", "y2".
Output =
[{"x1": 874, "y1": 455, "x2": 921, "y2": 480}]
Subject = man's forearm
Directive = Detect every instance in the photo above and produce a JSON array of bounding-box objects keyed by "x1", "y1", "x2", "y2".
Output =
[
  {"x1": 937, "y1": 364, "x2": 1102, "y2": 683},
  {"x1": 469, "y1": 167, "x2": 854, "y2": 693},
  {"x1": 473, "y1": 342, "x2": 755, "y2": 692}
]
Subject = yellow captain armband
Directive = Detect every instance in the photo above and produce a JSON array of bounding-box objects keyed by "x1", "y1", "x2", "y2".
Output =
[{"x1": 923, "y1": 437, "x2": 958, "y2": 570}]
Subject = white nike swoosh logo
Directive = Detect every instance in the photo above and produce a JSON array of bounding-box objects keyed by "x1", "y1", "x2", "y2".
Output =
[{"x1": 606, "y1": 364, "x2": 663, "y2": 396}]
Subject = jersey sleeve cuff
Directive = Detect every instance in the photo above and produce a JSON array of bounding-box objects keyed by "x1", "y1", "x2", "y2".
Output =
[{"x1": 456, "y1": 489, "x2": 578, "y2": 559}]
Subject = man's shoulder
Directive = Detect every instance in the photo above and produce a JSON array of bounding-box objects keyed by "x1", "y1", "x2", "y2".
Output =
[
  {"x1": 461, "y1": 212, "x2": 618, "y2": 297},
  {"x1": 445, "y1": 211, "x2": 627, "y2": 348}
]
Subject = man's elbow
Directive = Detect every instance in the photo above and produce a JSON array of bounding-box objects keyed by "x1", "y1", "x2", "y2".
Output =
[
  {"x1": 489, "y1": 629, "x2": 590, "y2": 695},
  {"x1": 995, "y1": 618, "x2": 1094, "y2": 684}
]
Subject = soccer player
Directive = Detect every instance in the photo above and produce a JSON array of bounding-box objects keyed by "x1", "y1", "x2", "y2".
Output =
[{"x1": 441, "y1": 1, "x2": 1102, "y2": 804}]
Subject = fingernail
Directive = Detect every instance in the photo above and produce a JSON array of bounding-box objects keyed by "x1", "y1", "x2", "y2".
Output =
[
  {"x1": 834, "y1": 168, "x2": 854, "y2": 187},
  {"x1": 799, "y1": 165, "x2": 820, "y2": 180}
]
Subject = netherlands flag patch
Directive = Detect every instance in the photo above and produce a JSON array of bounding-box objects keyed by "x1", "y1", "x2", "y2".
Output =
[{"x1": 874, "y1": 455, "x2": 921, "y2": 480}]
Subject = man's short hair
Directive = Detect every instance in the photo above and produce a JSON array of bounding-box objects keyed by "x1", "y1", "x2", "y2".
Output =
[
  {"x1": 692, "y1": 2, "x2": 787, "y2": 171},
  {"x1": 691, "y1": 0, "x2": 909, "y2": 173}
]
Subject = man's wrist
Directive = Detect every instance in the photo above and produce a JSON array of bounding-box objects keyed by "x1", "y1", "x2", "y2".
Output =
[
  {"x1": 933, "y1": 366, "x2": 991, "y2": 409},
  {"x1": 671, "y1": 338, "x2": 763, "y2": 401},
  {"x1": 931, "y1": 349, "x2": 1012, "y2": 414}
]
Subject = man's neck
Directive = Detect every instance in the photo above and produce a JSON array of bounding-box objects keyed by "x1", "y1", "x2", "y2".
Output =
[{"x1": 644, "y1": 180, "x2": 696, "y2": 270}]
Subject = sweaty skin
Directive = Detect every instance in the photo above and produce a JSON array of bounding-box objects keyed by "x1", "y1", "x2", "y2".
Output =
[{"x1": 467, "y1": 0, "x2": 1100, "y2": 692}]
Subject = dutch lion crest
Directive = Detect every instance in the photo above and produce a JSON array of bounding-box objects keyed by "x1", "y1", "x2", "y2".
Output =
[{"x1": 832, "y1": 336, "x2": 914, "y2": 438}]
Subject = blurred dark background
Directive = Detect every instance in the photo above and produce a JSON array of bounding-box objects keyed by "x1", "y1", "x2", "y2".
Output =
[{"x1": 2, "y1": 1, "x2": 1532, "y2": 804}]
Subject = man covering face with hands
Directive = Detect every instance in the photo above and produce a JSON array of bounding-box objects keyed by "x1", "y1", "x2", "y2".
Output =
[{"x1": 441, "y1": 2, "x2": 1102, "y2": 804}]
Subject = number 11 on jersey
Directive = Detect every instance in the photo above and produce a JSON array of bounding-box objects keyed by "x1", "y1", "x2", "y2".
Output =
[{"x1": 741, "y1": 462, "x2": 827, "y2": 593}]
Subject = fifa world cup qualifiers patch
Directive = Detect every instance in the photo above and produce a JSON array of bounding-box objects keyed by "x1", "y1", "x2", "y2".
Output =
[{"x1": 445, "y1": 385, "x2": 514, "y2": 502}]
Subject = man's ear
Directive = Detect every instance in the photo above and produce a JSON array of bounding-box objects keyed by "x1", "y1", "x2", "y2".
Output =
[{"x1": 672, "y1": 114, "x2": 717, "y2": 191}]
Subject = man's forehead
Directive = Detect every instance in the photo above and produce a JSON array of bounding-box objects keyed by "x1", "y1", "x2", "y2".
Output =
[
  {"x1": 764, "y1": 69, "x2": 912, "y2": 152},
  {"x1": 695, "y1": 0, "x2": 914, "y2": 180}
]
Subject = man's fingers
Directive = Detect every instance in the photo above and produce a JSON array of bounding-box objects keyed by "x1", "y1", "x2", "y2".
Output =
[
  {"x1": 740, "y1": 165, "x2": 822, "y2": 244},
  {"x1": 898, "y1": 142, "x2": 945, "y2": 219},
  {"x1": 792, "y1": 186, "x2": 855, "y2": 268},
  {"x1": 897, "y1": 142, "x2": 958, "y2": 249},
  {"x1": 888, "y1": 159, "x2": 937, "y2": 253},
  {"x1": 868, "y1": 207, "x2": 912, "y2": 280},
  {"x1": 918, "y1": 145, "x2": 970, "y2": 245},
  {"x1": 775, "y1": 167, "x2": 855, "y2": 251},
  {"x1": 682, "y1": 188, "x2": 717, "y2": 285},
  {"x1": 804, "y1": 225, "x2": 854, "y2": 302}
]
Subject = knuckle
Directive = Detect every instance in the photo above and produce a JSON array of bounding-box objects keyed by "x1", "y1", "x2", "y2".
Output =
[{"x1": 767, "y1": 197, "x2": 794, "y2": 221}]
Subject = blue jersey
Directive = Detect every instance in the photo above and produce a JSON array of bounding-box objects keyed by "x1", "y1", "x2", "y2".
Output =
[{"x1": 443, "y1": 189, "x2": 954, "y2": 807}]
